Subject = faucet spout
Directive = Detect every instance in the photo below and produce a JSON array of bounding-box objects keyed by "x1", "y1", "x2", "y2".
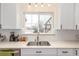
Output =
[{"x1": 36, "y1": 33, "x2": 39, "y2": 46}]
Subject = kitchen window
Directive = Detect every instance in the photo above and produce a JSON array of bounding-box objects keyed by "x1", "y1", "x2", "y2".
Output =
[{"x1": 24, "y1": 13, "x2": 54, "y2": 34}]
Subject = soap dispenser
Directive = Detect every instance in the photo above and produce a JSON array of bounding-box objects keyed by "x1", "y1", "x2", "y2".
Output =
[{"x1": 9, "y1": 32, "x2": 15, "y2": 41}]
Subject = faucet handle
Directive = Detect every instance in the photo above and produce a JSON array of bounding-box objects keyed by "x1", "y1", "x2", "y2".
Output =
[{"x1": 34, "y1": 39, "x2": 36, "y2": 42}]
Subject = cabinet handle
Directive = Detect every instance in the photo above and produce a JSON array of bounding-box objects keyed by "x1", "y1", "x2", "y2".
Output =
[
  {"x1": 0, "y1": 24, "x2": 2, "y2": 29},
  {"x1": 25, "y1": 19, "x2": 27, "y2": 22},
  {"x1": 62, "y1": 51, "x2": 68, "y2": 53},
  {"x1": 36, "y1": 51, "x2": 42, "y2": 53},
  {"x1": 60, "y1": 25, "x2": 62, "y2": 30},
  {"x1": 76, "y1": 25, "x2": 77, "y2": 30},
  {"x1": 76, "y1": 50, "x2": 77, "y2": 55}
]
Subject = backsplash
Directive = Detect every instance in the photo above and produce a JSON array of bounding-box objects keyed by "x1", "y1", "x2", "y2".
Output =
[
  {"x1": 0, "y1": 29, "x2": 79, "y2": 41},
  {"x1": 0, "y1": 29, "x2": 21, "y2": 41},
  {"x1": 56, "y1": 30, "x2": 79, "y2": 40}
]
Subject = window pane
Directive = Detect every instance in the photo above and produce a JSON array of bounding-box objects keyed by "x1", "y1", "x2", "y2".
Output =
[
  {"x1": 40, "y1": 14, "x2": 52, "y2": 24},
  {"x1": 39, "y1": 14, "x2": 53, "y2": 33},
  {"x1": 25, "y1": 14, "x2": 32, "y2": 24},
  {"x1": 32, "y1": 14, "x2": 38, "y2": 24},
  {"x1": 25, "y1": 14, "x2": 39, "y2": 33}
]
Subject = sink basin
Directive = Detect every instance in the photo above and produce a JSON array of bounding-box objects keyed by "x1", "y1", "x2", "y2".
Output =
[{"x1": 27, "y1": 41, "x2": 50, "y2": 46}]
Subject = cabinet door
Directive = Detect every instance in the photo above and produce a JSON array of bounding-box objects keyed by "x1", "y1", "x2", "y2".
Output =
[
  {"x1": 21, "y1": 48, "x2": 57, "y2": 56},
  {"x1": 75, "y1": 3, "x2": 79, "y2": 30},
  {"x1": 16, "y1": 4, "x2": 24, "y2": 29},
  {"x1": 59, "y1": 3, "x2": 74, "y2": 30},
  {"x1": 58, "y1": 48, "x2": 75, "y2": 56},
  {"x1": 1, "y1": 3, "x2": 17, "y2": 29},
  {"x1": 0, "y1": 3, "x2": 1, "y2": 27}
]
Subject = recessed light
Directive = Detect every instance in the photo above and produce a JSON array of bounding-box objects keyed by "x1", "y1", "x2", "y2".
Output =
[
  {"x1": 48, "y1": 4, "x2": 51, "y2": 7},
  {"x1": 28, "y1": 3, "x2": 31, "y2": 8},
  {"x1": 41, "y1": 4, "x2": 44, "y2": 7},
  {"x1": 35, "y1": 4, "x2": 38, "y2": 7}
]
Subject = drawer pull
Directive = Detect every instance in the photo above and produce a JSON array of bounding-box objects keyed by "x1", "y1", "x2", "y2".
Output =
[
  {"x1": 62, "y1": 51, "x2": 68, "y2": 53},
  {"x1": 76, "y1": 25, "x2": 78, "y2": 30},
  {"x1": 0, "y1": 24, "x2": 2, "y2": 29},
  {"x1": 36, "y1": 51, "x2": 42, "y2": 53},
  {"x1": 60, "y1": 25, "x2": 62, "y2": 30},
  {"x1": 76, "y1": 50, "x2": 77, "y2": 55}
]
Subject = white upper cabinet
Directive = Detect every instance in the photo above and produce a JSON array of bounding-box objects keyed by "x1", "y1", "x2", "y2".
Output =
[
  {"x1": 1, "y1": 3, "x2": 23, "y2": 29},
  {"x1": 57, "y1": 3, "x2": 74, "y2": 30},
  {"x1": 0, "y1": 4, "x2": 1, "y2": 28},
  {"x1": 75, "y1": 3, "x2": 79, "y2": 30}
]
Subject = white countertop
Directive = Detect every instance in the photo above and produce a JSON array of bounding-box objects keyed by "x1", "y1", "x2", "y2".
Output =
[{"x1": 0, "y1": 40, "x2": 79, "y2": 48}]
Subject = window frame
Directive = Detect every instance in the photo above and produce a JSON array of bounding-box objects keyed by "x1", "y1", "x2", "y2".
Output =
[{"x1": 24, "y1": 12, "x2": 54, "y2": 34}]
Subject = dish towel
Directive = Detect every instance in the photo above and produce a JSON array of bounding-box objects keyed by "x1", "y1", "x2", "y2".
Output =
[{"x1": 0, "y1": 50, "x2": 14, "y2": 56}]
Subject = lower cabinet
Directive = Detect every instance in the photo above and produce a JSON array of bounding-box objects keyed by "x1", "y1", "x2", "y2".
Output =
[
  {"x1": 21, "y1": 48, "x2": 57, "y2": 56},
  {"x1": 58, "y1": 48, "x2": 75, "y2": 56},
  {"x1": 21, "y1": 48, "x2": 79, "y2": 56}
]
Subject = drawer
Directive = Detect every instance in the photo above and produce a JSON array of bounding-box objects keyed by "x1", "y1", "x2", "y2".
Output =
[
  {"x1": 21, "y1": 48, "x2": 57, "y2": 56},
  {"x1": 58, "y1": 49, "x2": 75, "y2": 56},
  {"x1": 75, "y1": 49, "x2": 79, "y2": 56}
]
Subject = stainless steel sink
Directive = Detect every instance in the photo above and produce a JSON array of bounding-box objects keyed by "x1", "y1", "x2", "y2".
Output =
[{"x1": 27, "y1": 41, "x2": 50, "y2": 46}]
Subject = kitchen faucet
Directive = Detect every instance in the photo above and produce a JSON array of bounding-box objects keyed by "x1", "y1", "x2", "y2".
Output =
[
  {"x1": 37, "y1": 33, "x2": 39, "y2": 45},
  {"x1": 35, "y1": 33, "x2": 39, "y2": 46}
]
